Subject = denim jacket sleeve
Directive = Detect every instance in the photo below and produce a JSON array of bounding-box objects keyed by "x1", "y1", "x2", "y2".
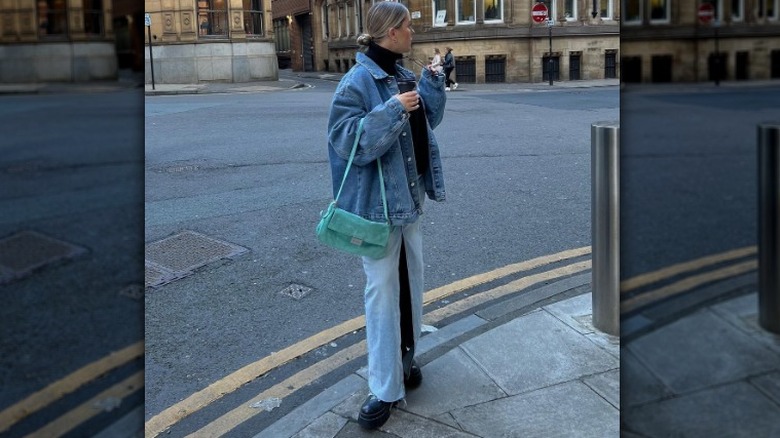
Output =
[
  {"x1": 416, "y1": 68, "x2": 446, "y2": 129},
  {"x1": 328, "y1": 73, "x2": 409, "y2": 167}
]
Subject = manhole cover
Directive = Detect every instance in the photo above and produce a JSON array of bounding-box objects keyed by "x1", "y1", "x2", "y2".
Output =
[
  {"x1": 145, "y1": 230, "x2": 248, "y2": 288},
  {"x1": 280, "y1": 284, "x2": 313, "y2": 300},
  {"x1": 0, "y1": 231, "x2": 87, "y2": 285}
]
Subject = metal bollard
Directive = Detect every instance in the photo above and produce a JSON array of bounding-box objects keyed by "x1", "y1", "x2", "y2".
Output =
[
  {"x1": 591, "y1": 121, "x2": 620, "y2": 337},
  {"x1": 758, "y1": 123, "x2": 780, "y2": 335}
]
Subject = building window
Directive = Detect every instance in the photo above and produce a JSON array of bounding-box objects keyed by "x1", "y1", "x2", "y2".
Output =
[
  {"x1": 457, "y1": 0, "x2": 476, "y2": 23},
  {"x1": 540, "y1": 0, "x2": 558, "y2": 21},
  {"x1": 456, "y1": 56, "x2": 476, "y2": 82},
  {"x1": 199, "y1": 0, "x2": 229, "y2": 36},
  {"x1": 433, "y1": 0, "x2": 448, "y2": 25},
  {"x1": 243, "y1": 0, "x2": 263, "y2": 36},
  {"x1": 484, "y1": 0, "x2": 502, "y2": 21},
  {"x1": 570, "y1": 53, "x2": 581, "y2": 80},
  {"x1": 273, "y1": 18, "x2": 290, "y2": 51},
  {"x1": 622, "y1": 55, "x2": 641, "y2": 82},
  {"x1": 650, "y1": 0, "x2": 669, "y2": 22},
  {"x1": 37, "y1": 0, "x2": 68, "y2": 36},
  {"x1": 736, "y1": 51, "x2": 749, "y2": 80},
  {"x1": 83, "y1": 0, "x2": 103, "y2": 35},
  {"x1": 623, "y1": 0, "x2": 642, "y2": 23},
  {"x1": 564, "y1": 0, "x2": 577, "y2": 20},
  {"x1": 485, "y1": 55, "x2": 506, "y2": 82},
  {"x1": 605, "y1": 51, "x2": 617, "y2": 78},
  {"x1": 769, "y1": 0, "x2": 778, "y2": 18},
  {"x1": 771, "y1": 50, "x2": 780, "y2": 77},
  {"x1": 543, "y1": 55, "x2": 560, "y2": 81},
  {"x1": 600, "y1": 0, "x2": 614, "y2": 19},
  {"x1": 651, "y1": 55, "x2": 672, "y2": 82},
  {"x1": 338, "y1": 6, "x2": 343, "y2": 37},
  {"x1": 731, "y1": 0, "x2": 743, "y2": 20}
]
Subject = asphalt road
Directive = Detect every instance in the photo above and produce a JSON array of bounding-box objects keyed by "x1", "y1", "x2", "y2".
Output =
[
  {"x1": 144, "y1": 80, "x2": 619, "y2": 431},
  {"x1": 1, "y1": 87, "x2": 144, "y2": 437},
  {"x1": 620, "y1": 84, "x2": 780, "y2": 279}
]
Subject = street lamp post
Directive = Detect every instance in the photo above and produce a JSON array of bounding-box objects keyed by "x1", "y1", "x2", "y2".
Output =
[{"x1": 548, "y1": 19, "x2": 554, "y2": 86}]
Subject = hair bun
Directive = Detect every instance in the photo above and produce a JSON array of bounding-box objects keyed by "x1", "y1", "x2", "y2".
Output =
[{"x1": 356, "y1": 33, "x2": 373, "y2": 46}]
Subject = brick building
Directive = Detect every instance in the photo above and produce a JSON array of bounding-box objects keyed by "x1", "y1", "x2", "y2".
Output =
[{"x1": 621, "y1": 0, "x2": 780, "y2": 82}]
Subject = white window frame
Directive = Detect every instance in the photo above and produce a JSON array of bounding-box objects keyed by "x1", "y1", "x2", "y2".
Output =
[
  {"x1": 564, "y1": 0, "x2": 578, "y2": 21},
  {"x1": 456, "y1": 0, "x2": 476, "y2": 24},
  {"x1": 649, "y1": 0, "x2": 671, "y2": 24},
  {"x1": 337, "y1": 5, "x2": 343, "y2": 37},
  {"x1": 484, "y1": 0, "x2": 503, "y2": 22},
  {"x1": 322, "y1": 2, "x2": 329, "y2": 39},
  {"x1": 600, "y1": 0, "x2": 614, "y2": 19},
  {"x1": 622, "y1": 0, "x2": 642, "y2": 24},
  {"x1": 768, "y1": 0, "x2": 778, "y2": 19},
  {"x1": 432, "y1": 0, "x2": 448, "y2": 26},
  {"x1": 731, "y1": 0, "x2": 744, "y2": 21}
]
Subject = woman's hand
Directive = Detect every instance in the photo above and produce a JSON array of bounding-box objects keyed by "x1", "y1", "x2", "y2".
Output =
[{"x1": 395, "y1": 91, "x2": 421, "y2": 113}]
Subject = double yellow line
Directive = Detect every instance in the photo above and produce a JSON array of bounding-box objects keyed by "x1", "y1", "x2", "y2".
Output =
[
  {"x1": 0, "y1": 342, "x2": 144, "y2": 437},
  {"x1": 146, "y1": 246, "x2": 593, "y2": 437},
  {"x1": 620, "y1": 246, "x2": 758, "y2": 314}
]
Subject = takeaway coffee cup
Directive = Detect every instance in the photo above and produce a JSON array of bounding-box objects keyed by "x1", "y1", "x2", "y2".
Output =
[{"x1": 397, "y1": 79, "x2": 417, "y2": 93}]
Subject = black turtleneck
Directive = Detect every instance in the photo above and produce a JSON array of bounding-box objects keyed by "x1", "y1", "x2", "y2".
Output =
[{"x1": 365, "y1": 42, "x2": 430, "y2": 177}]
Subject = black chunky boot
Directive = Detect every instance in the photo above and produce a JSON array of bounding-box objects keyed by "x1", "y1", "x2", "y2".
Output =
[{"x1": 358, "y1": 394, "x2": 397, "y2": 430}]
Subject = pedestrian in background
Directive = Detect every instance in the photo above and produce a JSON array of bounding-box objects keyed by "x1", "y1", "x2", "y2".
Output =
[
  {"x1": 443, "y1": 46, "x2": 458, "y2": 90},
  {"x1": 326, "y1": 0, "x2": 447, "y2": 431},
  {"x1": 429, "y1": 48, "x2": 444, "y2": 74}
]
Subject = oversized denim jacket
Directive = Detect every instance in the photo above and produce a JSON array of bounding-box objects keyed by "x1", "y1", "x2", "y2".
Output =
[{"x1": 327, "y1": 51, "x2": 447, "y2": 226}]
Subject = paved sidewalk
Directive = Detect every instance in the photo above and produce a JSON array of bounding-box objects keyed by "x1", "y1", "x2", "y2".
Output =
[
  {"x1": 622, "y1": 291, "x2": 780, "y2": 437},
  {"x1": 256, "y1": 290, "x2": 621, "y2": 438}
]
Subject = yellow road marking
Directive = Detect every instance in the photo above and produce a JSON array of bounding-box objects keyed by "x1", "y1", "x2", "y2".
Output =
[
  {"x1": 0, "y1": 341, "x2": 143, "y2": 433},
  {"x1": 620, "y1": 246, "x2": 756, "y2": 293},
  {"x1": 621, "y1": 259, "x2": 758, "y2": 314},
  {"x1": 145, "y1": 246, "x2": 590, "y2": 437},
  {"x1": 424, "y1": 259, "x2": 592, "y2": 325},
  {"x1": 188, "y1": 341, "x2": 367, "y2": 438},
  {"x1": 23, "y1": 371, "x2": 143, "y2": 438},
  {"x1": 186, "y1": 258, "x2": 591, "y2": 437}
]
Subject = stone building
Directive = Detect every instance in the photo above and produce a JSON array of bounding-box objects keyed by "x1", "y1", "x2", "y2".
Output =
[
  {"x1": 0, "y1": 0, "x2": 119, "y2": 82},
  {"x1": 275, "y1": 0, "x2": 620, "y2": 83},
  {"x1": 621, "y1": 0, "x2": 780, "y2": 82},
  {"x1": 144, "y1": 0, "x2": 278, "y2": 83}
]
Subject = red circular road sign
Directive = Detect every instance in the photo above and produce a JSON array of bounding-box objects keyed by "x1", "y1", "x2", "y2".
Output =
[
  {"x1": 532, "y1": 2, "x2": 549, "y2": 23},
  {"x1": 698, "y1": 3, "x2": 714, "y2": 24}
]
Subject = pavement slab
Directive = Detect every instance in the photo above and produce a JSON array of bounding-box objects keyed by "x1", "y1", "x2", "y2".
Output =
[
  {"x1": 460, "y1": 309, "x2": 617, "y2": 395},
  {"x1": 583, "y1": 369, "x2": 620, "y2": 409},
  {"x1": 750, "y1": 371, "x2": 780, "y2": 406},
  {"x1": 403, "y1": 348, "x2": 507, "y2": 418},
  {"x1": 626, "y1": 308, "x2": 780, "y2": 395},
  {"x1": 620, "y1": 349, "x2": 671, "y2": 408},
  {"x1": 291, "y1": 412, "x2": 349, "y2": 438},
  {"x1": 451, "y1": 380, "x2": 619, "y2": 438},
  {"x1": 623, "y1": 381, "x2": 780, "y2": 437},
  {"x1": 380, "y1": 410, "x2": 479, "y2": 438}
]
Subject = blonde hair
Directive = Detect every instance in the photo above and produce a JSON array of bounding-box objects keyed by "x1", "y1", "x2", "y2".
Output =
[
  {"x1": 434, "y1": 48, "x2": 441, "y2": 54},
  {"x1": 356, "y1": 1, "x2": 410, "y2": 46}
]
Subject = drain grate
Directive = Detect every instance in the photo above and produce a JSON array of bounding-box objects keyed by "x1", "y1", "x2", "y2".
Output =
[
  {"x1": 0, "y1": 230, "x2": 87, "y2": 285},
  {"x1": 280, "y1": 284, "x2": 313, "y2": 300},
  {"x1": 145, "y1": 230, "x2": 248, "y2": 289}
]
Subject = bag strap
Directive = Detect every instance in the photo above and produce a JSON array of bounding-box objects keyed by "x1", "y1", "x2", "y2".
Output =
[{"x1": 334, "y1": 118, "x2": 389, "y2": 222}]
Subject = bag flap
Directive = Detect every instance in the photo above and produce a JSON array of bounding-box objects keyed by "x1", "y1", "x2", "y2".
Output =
[{"x1": 327, "y1": 208, "x2": 389, "y2": 246}]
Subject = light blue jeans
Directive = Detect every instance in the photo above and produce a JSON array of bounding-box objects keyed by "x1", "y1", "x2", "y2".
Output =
[{"x1": 361, "y1": 180, "x2": 425, "y2": 403}]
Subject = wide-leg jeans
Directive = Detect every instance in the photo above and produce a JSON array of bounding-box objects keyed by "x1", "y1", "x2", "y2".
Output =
[{"x1": 361, "y1": 213, "x2": 424, "y2": 402}]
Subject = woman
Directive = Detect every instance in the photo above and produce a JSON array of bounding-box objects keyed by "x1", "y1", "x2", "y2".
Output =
[
  {"x1": 326, "y1": 0, "x2": 447, "y2": 430},
  {"x1": 430, "y1": 48, "x2": 444, "y2": 74},
  {"x1": 443, "y1": 47, "x2": 458, "y2": 90}
]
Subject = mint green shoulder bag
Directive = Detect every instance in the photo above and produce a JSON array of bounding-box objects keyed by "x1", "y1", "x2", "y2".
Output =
[{"x1": 316, "y1": 118, "x2": 391, "y2": 259}]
